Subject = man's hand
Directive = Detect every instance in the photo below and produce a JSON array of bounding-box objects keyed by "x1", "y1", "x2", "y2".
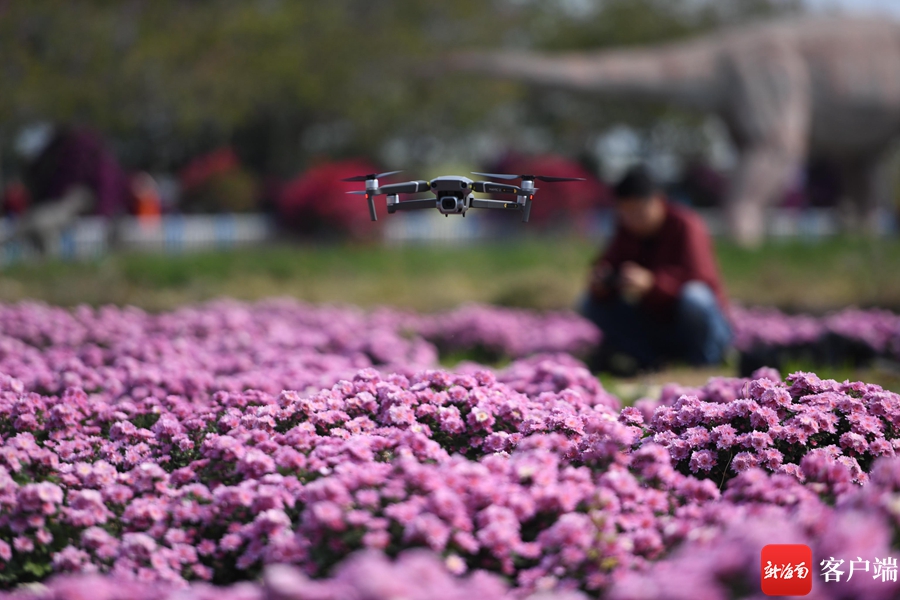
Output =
[{"x1": 620, "y1": 261, "x2": 654, "y2": 303}]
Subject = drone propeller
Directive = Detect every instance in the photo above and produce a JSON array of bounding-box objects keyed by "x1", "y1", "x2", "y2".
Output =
[
  {"x1": 343, "y1": 171, "x2": 403, "y2": 221},
  {"x1": 345, "y1": 180, "x2": 431, "y2": 196},
  {"x1": 471, "y1": 172, "x2": 584, "y2": 183},
  {"x1": 346, "y1": 178, "x2": 430, "y2": 222},
  {"x1": 341, "y1": 170, "x2": 403, "y2": 182}
]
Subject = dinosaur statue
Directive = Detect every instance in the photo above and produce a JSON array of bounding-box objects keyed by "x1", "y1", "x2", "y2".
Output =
[{"x1": 450, "y1": 16, "x2": 900, "y2": 246}]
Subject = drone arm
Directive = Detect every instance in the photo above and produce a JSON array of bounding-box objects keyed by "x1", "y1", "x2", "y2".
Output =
[
  {"x1": 386, "y1": 198, "x2": 438, "y2": 213},
  {"x1": 378, "y1": 180, "x2": 431, "y2": 195},
  {"x1": 472, "y1": 181, "x2": 523, "y2": 195},
  {"x1": 470, "y1": 198, "x2": 522, "y2": 211}
]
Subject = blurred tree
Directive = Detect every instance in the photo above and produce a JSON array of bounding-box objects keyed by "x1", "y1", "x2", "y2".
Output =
[{"x1": 0, "y1": 0, "x2": 801, "y2": 181}]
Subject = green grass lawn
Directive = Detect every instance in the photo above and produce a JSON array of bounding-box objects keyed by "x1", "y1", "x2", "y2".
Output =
[{"x1": 1, "y1": 235, "x2": 898, "y2": 313}]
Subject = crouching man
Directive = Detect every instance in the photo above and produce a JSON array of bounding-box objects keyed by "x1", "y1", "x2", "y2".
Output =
[{"x1": 581, "y1": 166, "x2": 732, "y2": 374}]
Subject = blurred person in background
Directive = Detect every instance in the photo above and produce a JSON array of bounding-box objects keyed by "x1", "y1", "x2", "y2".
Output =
[
  {"x1": 3, "y1": 123, "x2": 133, "y2": 254},
  {"x1": 1, "y1": 180, "x2": 30, "y2": 217},
  {"x1": 131, "y1": 172, "x2": 162, "y2": 224},
  {"x1": 581, "y1": 165, "x2": 732, "y2": 375}
]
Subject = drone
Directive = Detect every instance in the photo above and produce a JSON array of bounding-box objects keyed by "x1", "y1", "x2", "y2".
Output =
[{"x1": 343, "y1": 170, "x2": 584, "y2": 223}]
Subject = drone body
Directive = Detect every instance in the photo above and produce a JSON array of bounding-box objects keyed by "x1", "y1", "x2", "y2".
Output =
[{"x1": 343, "y1": 171, "x2": 582, "y2": 223}]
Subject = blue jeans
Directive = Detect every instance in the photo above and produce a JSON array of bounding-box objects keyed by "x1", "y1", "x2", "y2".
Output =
[{"x1": 579, "y1": 281, "x2": 732, "y2": 368}]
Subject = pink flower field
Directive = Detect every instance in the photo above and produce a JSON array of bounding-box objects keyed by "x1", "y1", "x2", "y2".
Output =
[{"x1": 0, "y1": 299, "x2": 899, "y2": 599}]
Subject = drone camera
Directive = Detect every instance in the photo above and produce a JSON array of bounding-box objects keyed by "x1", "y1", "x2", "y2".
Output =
[{"x1": 438, "y1": 195, "x2": 466, "y2": 214}]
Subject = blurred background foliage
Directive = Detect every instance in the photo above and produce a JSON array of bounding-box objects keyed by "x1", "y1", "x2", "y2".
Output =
[
  {"x1": 2, "y1": 0, "x2": 898, "y2": 392},
  {"x1": 0, "y1": 0, "x2": 802, "y2": 180}
]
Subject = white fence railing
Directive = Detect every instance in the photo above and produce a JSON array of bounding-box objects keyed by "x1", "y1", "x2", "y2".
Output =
[
  {"x1": 382, "y1": 207, "x2": 897, "y2": 244},
  {"x1": 0, "y1": 207, "x2": 895, "y2": 263},
  {"x1": 0, "y1": 214, "x2": 276, "y2": 264}
]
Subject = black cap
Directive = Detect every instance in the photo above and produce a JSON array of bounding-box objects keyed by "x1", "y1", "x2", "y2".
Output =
[{"x1": 613, "y1": 165, "x2": 658, "y2": 200}]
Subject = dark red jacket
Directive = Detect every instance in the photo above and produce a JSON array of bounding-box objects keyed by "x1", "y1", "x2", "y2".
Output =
[{"x1": 594, "y1": 200, "x2": 728, "y2": 321}]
